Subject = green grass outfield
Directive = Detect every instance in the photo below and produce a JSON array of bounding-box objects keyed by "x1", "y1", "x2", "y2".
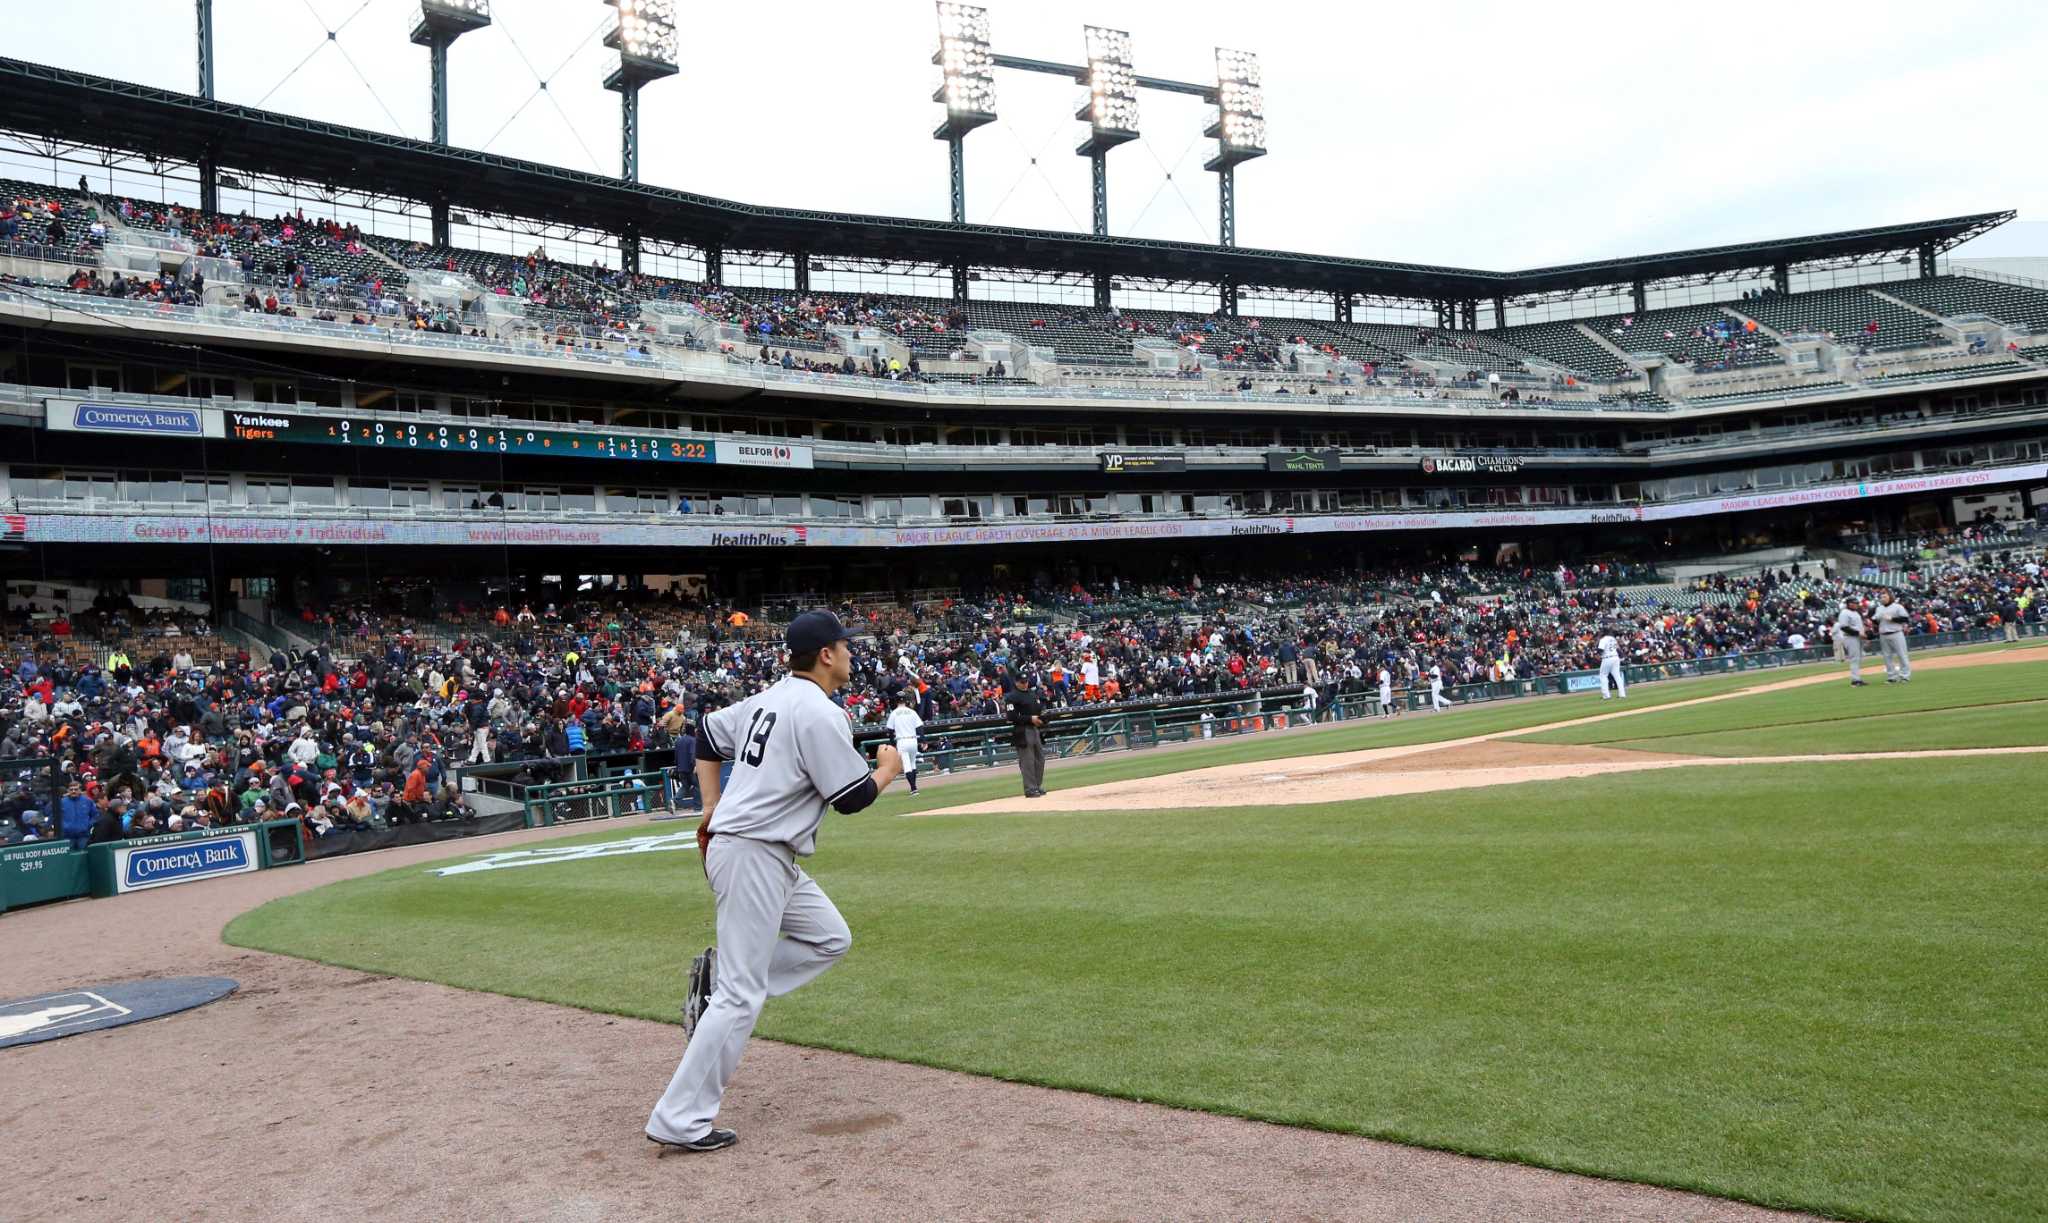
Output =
[
  {"x1": 227, "y1": 648, "x2": 2048, "y2": 1223},
  {"x1": 877, "y1": 657, "x2": 1847, "y2": 817},
  {"x1": 1515, "y1": 658, "x2": 2048, "y2": 757}
]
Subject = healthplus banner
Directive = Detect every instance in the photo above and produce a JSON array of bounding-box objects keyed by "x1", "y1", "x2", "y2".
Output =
[
  {"x1": 1639, "y1": 464, "x2": 2048, "y2": 519},
  {"x1": 15, "y1": 461, "x2": 2045, "y2": 549}
]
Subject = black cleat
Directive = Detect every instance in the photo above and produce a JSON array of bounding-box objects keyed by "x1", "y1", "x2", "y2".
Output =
[
  {"x1": 682, "y1": 945, "x2": 716, "y2": 1041},
  {"x1": 1850, "y1": 680, "x2": 1868, "y2": 687},
  {"x1": 648, "y1": 1128, "x2": 737, "y2": 1155}
]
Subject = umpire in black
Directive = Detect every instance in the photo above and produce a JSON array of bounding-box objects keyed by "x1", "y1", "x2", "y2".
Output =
[{"x1": 1005, "y1": 670, "x2": 1047, "y2": 798}]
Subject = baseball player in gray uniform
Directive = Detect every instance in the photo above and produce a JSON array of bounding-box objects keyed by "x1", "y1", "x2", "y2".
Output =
[
  {"x1": 1835, "y1": 599, "x2": 1869, "y2": 686},
  {"x1": 1871, "y1": 589, "x2": 1912, "y2": 683},
  {"x1": 646, "y1": 611, "x2": 902, "y2": 1154}
]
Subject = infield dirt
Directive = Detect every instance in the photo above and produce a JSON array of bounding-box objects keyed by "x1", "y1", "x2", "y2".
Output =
[{"x1": 924, "y1": 643, "x2": 2048, "y2": 816}]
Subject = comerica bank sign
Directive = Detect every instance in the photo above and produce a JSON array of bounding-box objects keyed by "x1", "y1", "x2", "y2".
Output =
[
  {"x1": 44, "y1": 399, "x2": 228, "y2": 439},
  {"x1": 114, "y1": 831, "x2": 259, "y2": 893}
]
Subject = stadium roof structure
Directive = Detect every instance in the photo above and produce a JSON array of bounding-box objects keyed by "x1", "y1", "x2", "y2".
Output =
[{"x1": 0, "y1": 56, "x2": 2013, "y2": 305}]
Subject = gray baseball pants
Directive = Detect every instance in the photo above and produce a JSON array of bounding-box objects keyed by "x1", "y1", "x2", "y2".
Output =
[
  {"x1": 1843, "y1": 635, "x2": 1865, "y2": 682},
  {"x1": 647, "y1": 834, "x2": 849, "y2": 1143},
  {"x1": 1015, "y1": 727, "x2": 1045, "y2": 794},
  {"x1": 1878, "y1": 632, "x2": 1910, "y2": 680}
]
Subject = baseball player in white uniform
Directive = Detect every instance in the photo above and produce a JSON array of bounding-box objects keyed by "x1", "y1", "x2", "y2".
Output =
[
  {"x1": 1597, "y1": 632, "x2": 1626, "y2": 700},
  {"x1": 1428, "y1": 663, "x2": 1449, "y2": 711},
  {"x1": 885, "y1": 693, "x2": 925, "y2": 793},
  {"x1": 1835, "y1": 600, "x2": 1869, "y2": 686},
  {"x1": 646, "y1": 612, "x2": 903, "y2": 1154},
  {"x1": 1871, "y1": 590, "x2": 1912, "y2": 683},
  {"x1": 1377, "y1": 665, "x2": 1395, "y2": 717}
]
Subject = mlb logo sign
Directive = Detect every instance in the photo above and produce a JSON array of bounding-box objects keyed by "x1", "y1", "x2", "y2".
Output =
[
  {"x1": 1, "y1": 514, "x2": 24, "y2": 542},
  {"x1": 0, "y1": 990, "x2": 129, "y2": 1046}
]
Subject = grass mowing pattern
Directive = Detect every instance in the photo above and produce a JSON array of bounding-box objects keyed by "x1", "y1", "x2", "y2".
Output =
[
  {"x1": 1608, "y1": 700, "x2": 2048, "y2": 757},
  {"x1": 1515, "y1": 659, "x2": 2048, "y2": 749},
  {"x1": 878, "y1": 660, "x2": 1844, "y2": 816},
  {"x1": 229, "y1": 755, "x2": 2048, "y2": 1222}
]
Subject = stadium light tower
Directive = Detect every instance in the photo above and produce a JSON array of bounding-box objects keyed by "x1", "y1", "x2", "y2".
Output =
[
  {"x1": 932, "y1": 2, "x2": 997, "y2": 225},
  {"x1": 603, "y1": 0, "x2": 678, "y2": 274},
  {"x1": 1075, "y1": 26, "x2": 1138, "y2": 239},
  {"x1": 1203, "y1": 48, "x2": 1266, "y2": 249},
  {"x1": 411, "y1": 1, "x2": 494, "y2": 245},
  {"x1": 604, "y1": 0, "x2": 679, "y2": 183},
  {"x1": 196, "y1": 0, "x2": 218, "y2": 213}
]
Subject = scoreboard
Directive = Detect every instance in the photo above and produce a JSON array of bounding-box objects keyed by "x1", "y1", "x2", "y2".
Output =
[{"x1": 225, "y1": 411, "x2": 714, "y2": 464}]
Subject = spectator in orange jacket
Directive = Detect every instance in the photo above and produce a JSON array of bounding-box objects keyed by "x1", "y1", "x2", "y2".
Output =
[{"x1": 402, "y1": 760, "x2": 430, "y2": 806}]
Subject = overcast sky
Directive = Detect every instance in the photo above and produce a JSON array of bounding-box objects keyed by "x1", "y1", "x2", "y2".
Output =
[{"x1": 8, "y1": 0, "x2": 2045, "y2": 266}]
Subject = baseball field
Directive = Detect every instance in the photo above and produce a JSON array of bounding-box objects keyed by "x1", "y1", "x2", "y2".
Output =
[{"x1": 214, "y1": 644, "x2": 2047, "y2": 1222}]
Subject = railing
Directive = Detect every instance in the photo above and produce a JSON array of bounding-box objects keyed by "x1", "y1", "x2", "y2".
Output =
[
  {"x1": 0, "y1": 283, "x2": 1683, "y2": 414},
  {"x1": 1626, "y1": 398, "x2": 2048, "y2": 456},
  {"x1": 8, "y1": 285, "x2": 2043, "y2": 439},
  {"x1": 1944, "y1": 260, "x2": 2048, "y2": 295},
  {"x1": 223, "y1": 608, "x2": 294, "y2": 654},
  {"x1": 1833, "y1": 520, "x2": 2044, "y2": 559},
  {"x1": 520, "y1": 768, "x2": 675, "y2": 827},
  {"x1": 846, "y1": 625, "x2": 2042, "y2": 783}
]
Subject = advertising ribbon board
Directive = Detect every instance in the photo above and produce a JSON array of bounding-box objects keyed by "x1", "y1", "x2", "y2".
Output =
[
  {"x1": 45, "y1": 399, "x2": 224, "y2": 439},
  {"x1": 716, "y1": 441, "x2": 815, "y2": 469},
  {"x1": 1421, "y1": 455, "x2": 1525, "y2": 474},
  {"x1": 1266, "y1": 449, "x2": 1342, "y2": 473},
  {"x1": 1098, "y1": 451, "x2": 1189, "y2": 474}
]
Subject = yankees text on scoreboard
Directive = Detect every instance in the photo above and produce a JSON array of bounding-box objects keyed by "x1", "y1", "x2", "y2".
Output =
[
  {"x1": 220, "y1": 411, "x2": 815, "y2": 469},
  {"x1": 226, "y1": 411, "x2": 716, "y2": 463}
]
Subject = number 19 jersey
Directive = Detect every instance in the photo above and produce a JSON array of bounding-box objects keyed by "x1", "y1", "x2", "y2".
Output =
[{"x1": 700, "y1": 676, "x2": 870, "y2": 856}]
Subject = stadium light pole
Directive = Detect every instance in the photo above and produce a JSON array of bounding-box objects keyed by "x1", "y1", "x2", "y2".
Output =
[
  {"x1": 1075, "y1": 26, "x2": 1138, "y2": 241},
  {"x1": 410, "y1": 1, "x2": 494, "y2": 246},
  {"x1": 933, "y1": 1, "x2": 997, "y2": 227},
  {"x1": 933, "y1": 2, "x2": 995, "y2": 302},
  {"x1": 603, "y1": 0, "x2": 679, "y2": 274},
  {"x1": 977, "y1": 28, "x2": 1210, "y2": 238},
  {"x1": 1075, "y1": 26, "x2": 1138, "y2": 310},
  {"x1": 1203, "y1": 48, "x2": 1265, "y2": 252},
  {"x1": 195, "y1": 0, "x2": 218, "y2": 213}
]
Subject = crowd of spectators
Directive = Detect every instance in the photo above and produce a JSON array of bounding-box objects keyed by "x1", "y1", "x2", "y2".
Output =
[
  {"x1": 6, "y1": 543, "x2": 2039, "y2": 849},
  {"x1": 0, "y1": 180, "x2": 106, "y2": 260}
]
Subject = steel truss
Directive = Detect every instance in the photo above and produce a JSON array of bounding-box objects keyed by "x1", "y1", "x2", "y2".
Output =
[{"x1": 0, "y1": 56, "x2": 2015, "y2": 332}]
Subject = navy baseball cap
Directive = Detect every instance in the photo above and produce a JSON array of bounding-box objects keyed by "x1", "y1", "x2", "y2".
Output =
[{"x1": 787, "y1": 611, "x2": 856, "y2": 654}]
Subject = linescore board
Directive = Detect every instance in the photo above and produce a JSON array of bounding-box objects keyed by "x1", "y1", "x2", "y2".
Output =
[{"x1": 225, "y1": 411, "x2": 714, "y2": 464}]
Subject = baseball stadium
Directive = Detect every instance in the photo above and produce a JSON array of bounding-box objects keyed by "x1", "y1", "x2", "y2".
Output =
[{"x1": 2, "y1": 3, "x2": 2046, "y2": 1220}]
